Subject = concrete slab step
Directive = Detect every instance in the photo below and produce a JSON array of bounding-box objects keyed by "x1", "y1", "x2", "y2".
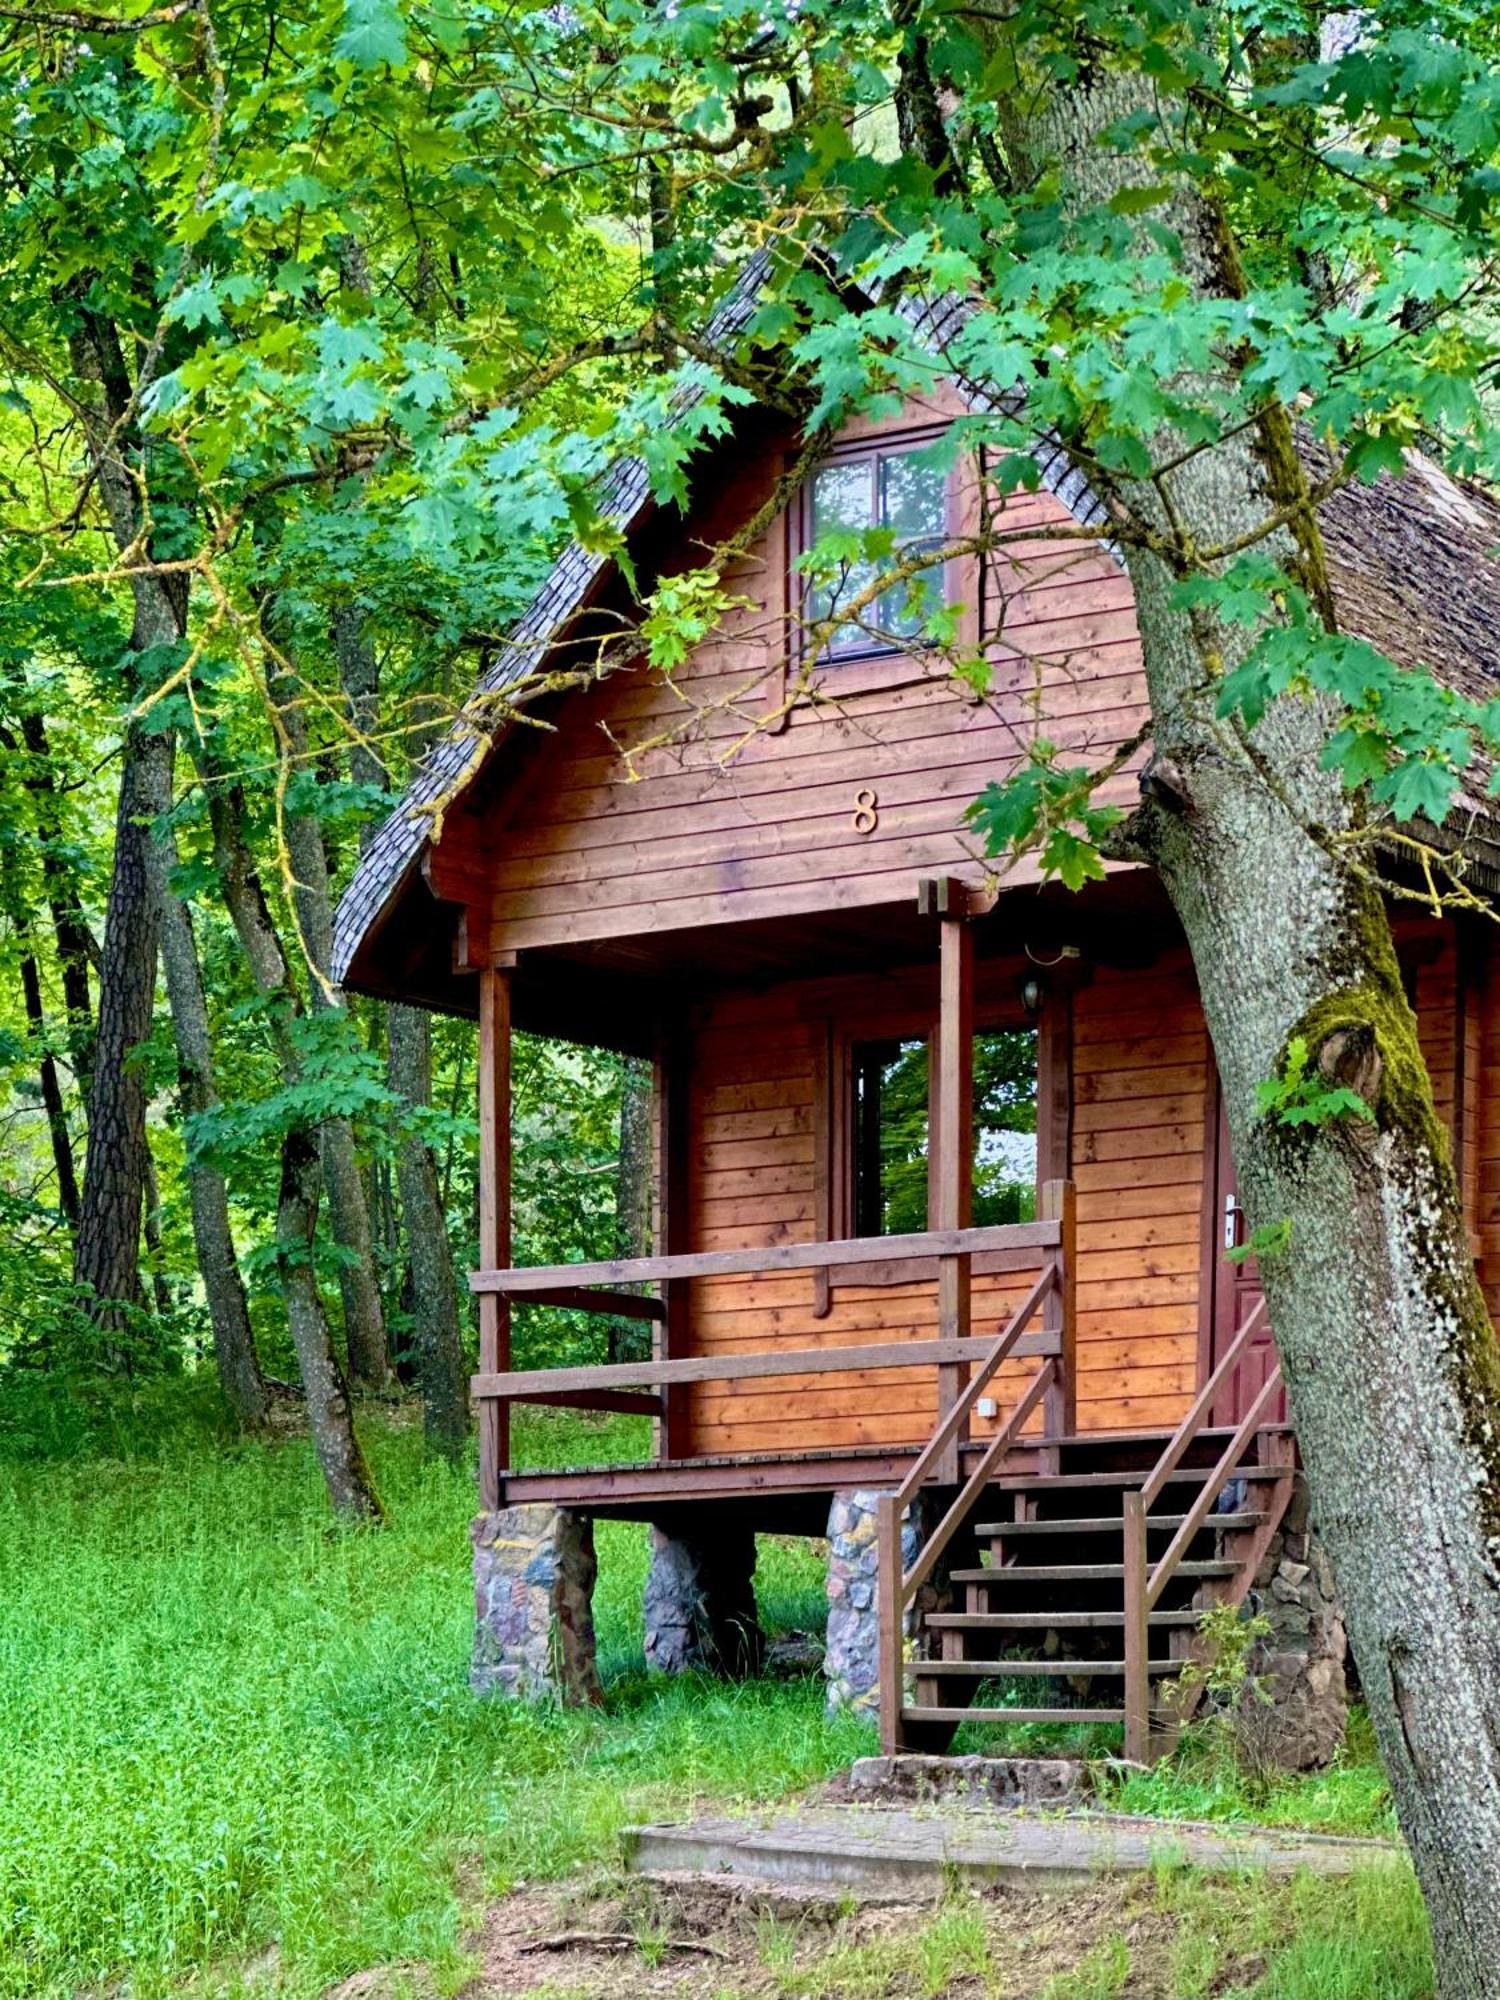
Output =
[{"x1": 625, "y1": 1807, "x2": 1396, "y2": 1895}]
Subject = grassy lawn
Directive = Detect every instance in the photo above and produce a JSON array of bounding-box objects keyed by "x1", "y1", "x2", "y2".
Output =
[{"x1": 0, "y1": 1394, "x2": 1425, "y2": 2000}]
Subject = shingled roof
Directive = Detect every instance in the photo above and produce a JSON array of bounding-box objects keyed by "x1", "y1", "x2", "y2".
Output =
[
  {"x1": 332, "y1": 278, "x2": 1500, "y2": 990},
  {"x1": 330, "y1": 270, "x2": 1112, "y2": 987}
]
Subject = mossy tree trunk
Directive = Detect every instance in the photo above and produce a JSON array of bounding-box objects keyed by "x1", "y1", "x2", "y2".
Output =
[{"x1": 1006, "y1": 66, "x2": 1500, "y2": 1999}]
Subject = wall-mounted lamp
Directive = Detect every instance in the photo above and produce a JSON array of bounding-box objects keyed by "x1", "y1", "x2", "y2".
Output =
[{"x1": 1020, "y1": 974, "x2": 1046, "y2": 1017}]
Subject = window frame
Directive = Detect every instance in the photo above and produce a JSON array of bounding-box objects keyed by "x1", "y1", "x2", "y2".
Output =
[{"x1": 795, "y1": 423, "x2": 962, "y2": 687}]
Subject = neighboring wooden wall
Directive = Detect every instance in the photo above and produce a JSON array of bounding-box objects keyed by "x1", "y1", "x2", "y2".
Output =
[{"x1": 1071, "y1": 953, "x2": 1210, "y2": 1434}]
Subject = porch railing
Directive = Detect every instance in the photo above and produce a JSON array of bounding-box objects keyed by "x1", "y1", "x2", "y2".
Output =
[
  {"x1": 469, "y1": 1194, "x2": 1074, "y2": 1495},
  {"x1": 874, "y1": 1236, "x2": 1067, "y2": 1754},
  {"x1": 1122, "y1": 1298, "x2": 1287, "y2": 1764}
]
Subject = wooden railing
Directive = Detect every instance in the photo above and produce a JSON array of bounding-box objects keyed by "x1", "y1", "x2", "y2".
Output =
[
  {"x1": 469, "y1": 1212, "x2": 1070, "y2": 1471},
  {"x1": 1122, "y1": 1298, "x2": 1284, "y2": 1764},
  {"x1": 874, "y1": 1195, "x2": 1074, "y2": 1755}
]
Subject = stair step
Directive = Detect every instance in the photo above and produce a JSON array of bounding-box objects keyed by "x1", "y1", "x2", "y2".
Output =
[
  {"x1": 976, "y1": 1512, "x2": 1265, "y2": 1537},
  {"x1": 926, "y1": 1610, "x2": 1204, "y2": 1630},
  {"x1": 911, "y1": 1659, "x2": 1179, "y2": 1678},
  {"x1": 902, "y1": 1705, "x2": 1127, "y2": 1725},
  {"x1": 991, "y1": 1467, "x2": 1285, "y2": 1492},
  {"x1": 950, "y1": 1560, "x2": 1239, "y2": 1583}
]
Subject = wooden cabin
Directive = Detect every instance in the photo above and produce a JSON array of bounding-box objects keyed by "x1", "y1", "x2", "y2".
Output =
[{"x1": 333, "y1": 280, "x2": 1500, "y2": 1760}]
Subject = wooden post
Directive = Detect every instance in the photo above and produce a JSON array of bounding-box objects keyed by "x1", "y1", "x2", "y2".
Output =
[
  {"x1": 1039, "y1": 1179, "x2": 1077, "y2": 1463},
  {"x1": 1123, "y1": 1490, "x2": 1151, "y2": 1766},
  {"x1": 877, "y1": 1492, "x2": 906, "y2": 1754},
  {"x1": 477, "y1": 963, "x2": 513, "y2": 1513},
  {"x1": 933, "y1": 912, "x2": 974, "y2": 1483},
  {"x1": 655, "y1": 1019, "x2": 693, "y2": 1459}
]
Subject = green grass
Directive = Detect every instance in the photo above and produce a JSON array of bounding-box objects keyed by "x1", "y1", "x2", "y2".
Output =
[
  {"x1": 1093, "y1": 1708, "x2": 1398, "y2": 1841},
  {"x1": 0, "y1": 1389, "x2": 1421, "y2": 2000},
  {"x1": 0, "y1": 1400, "x2": 866, "y2": 2000}
]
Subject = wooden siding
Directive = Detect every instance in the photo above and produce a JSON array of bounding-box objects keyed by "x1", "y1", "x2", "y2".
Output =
[
  {"x1": 679, "y1": 948, "x2": 1216, "y2": 1455},
  {"x1": 428, "y1": 399, "x2": 1144, "y2": 955},
  {"x1": 674, "y1": 926, "x2": 1485, "y2": 1460}
]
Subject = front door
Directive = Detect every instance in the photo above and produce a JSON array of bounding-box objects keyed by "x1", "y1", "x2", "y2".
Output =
[{"x1": 1210, "y1": 1083, "x2": 1284, "y2": 1424}]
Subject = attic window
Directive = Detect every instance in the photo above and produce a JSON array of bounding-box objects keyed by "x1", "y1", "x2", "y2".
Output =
[{"x1": 805, "y1": 443, "x2": 948, "y2": 661}]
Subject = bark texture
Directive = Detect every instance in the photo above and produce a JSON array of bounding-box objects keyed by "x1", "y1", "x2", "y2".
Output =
[
  {"x1": 72, "y1": 717, "x2": 170, "y2": 1324},
  {"x1": 270, "y1": 643, "x2": 391, "y2": 1391},
  {"x1": 276, "y1": 1127, "x2": 384, "y2": 1522},
  {"x1": 152, "y1": 831, "x2": 269, "y2": 1427},
  {"x1": 203, "y1": 775, "x2": 383, "y2": 1520},
  {"x1": 388, "y1": 1000, "x2": 469, "y2": 1455},
  {"x1": 333, "y1": 596, "x2": 471, "y2": 1447},
  {"x1": 65, "y1": 301, "x2": 180, "y2": 1328},
  {"x1": 1012, "y1": 68, "x2": 1500, "y2": 1997}
]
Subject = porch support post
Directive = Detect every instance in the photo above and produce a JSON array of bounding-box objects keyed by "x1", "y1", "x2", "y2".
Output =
[
  {"x1": 655, "y1": 1018, "x2": 692, "y2": 1460},
  {"x1": 478, "y1": 962, "x2": 513, "y2": 1511},
  {"x1": 933, "y1": 910, "x2": 973, "y2": 1485},
  {"x1": 1039, "y1": 1178, "x2": 1077, "y2": 1461},
  {"x1": 1123, "y1": 1490, "x2": 1151, "y2": 1765}
]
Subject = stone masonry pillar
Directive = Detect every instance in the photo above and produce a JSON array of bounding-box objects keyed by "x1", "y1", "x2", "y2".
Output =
[
  {"x1": 1239, "y1": 1476, "x2": 1350, "y2": 1770},
  {"x1": 643, "y1": 1520, "x2": 763, "y2": 1676},
  {"x1": 825, "y1": 1488, "x2": 933, "y2": 1714},
  {"x1": 470, "y1": 1505, "x2": 602, "y2": 1702}
]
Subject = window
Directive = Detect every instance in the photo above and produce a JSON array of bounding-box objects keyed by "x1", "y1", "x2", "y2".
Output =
[
  {"x1": 851, "y1": 1029, "x2": 1039, "y2": 1237},
  {"x1": 806, "y1": 443, "x2": 948, "y2": 661}
]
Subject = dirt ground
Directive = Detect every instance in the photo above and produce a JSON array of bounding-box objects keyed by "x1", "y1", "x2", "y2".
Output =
[{"x1": 443, "y1": 1868, "x2": 1262, "y2": 1999}]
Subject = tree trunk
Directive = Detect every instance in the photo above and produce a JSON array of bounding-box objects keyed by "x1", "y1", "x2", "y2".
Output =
[
  {"x1": 202, "y1": 774, "x2": 384, "y2": 1520},
  {"x1": 333, "y1": 596, "x2": 473, "y2": 1445},
  {"x1": 611, "y1": 1059, "x2": 654, "y2": 1363},
  {"x1": 275, "y1": 1126, "x2": 384, "y2": 1522},
  {"x1": 388, "y1": 1001, "x2": 469, "y2": 1456},
  {"x1": 1012, "y1": 67, "x2": 1500, "y2": 1998},
  {"x1": 141, "y1": 1142, "x2": 173, "y2": 1320},
  {"x1": 269, "y1": 639, "x2": 391, "y2": 1391},
  {"x1": 0, "y1": 800, "x2": 82, "y2": 1222},
  {"x1": 153, "y1": 834, "x2": 269, "y2": 1427},
  {"x1": 72, "y1": 718, "x2": 170, "y2": 1326},
  {"x1": 19, "y1": 707, "x2": 96, "y2": 1092},
  {"x1": 65, "y1": 302, "x2": 180, "y2": 1330}
]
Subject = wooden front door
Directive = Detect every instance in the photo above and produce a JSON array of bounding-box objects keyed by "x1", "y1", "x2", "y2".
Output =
[{"x1": 1209, "y1": 1083, "x2": 1285, "y2": 1424}]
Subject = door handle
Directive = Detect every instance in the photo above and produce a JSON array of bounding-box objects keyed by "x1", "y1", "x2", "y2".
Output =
[{"x1": 1223, "y1": 1193, "x2": 1242, "y2": 1251}]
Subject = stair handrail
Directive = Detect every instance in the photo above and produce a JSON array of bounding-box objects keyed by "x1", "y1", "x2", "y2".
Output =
[
  {"x1": 1123, "y1": 1299, "x2": 1283, "y2": 1762},
  {"x1": 1139, "y1": 1298, "x2": 1269, "y2": 1511},
  {"x1": 876, "y1": 1249, "x2": 1063, "y2": 1753}
]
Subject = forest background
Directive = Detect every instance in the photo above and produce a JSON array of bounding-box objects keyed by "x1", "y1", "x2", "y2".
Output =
[{"x1": 4, "y1": 1, "x2": 1500, "y2": 1996}]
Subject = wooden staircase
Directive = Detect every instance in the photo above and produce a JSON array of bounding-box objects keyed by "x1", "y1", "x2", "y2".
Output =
[
  {"x1": 899, "y1": 1444, "x2": 1295, "y2": 1747},
  {"x1": 878, "y1": 1297, "x2": 1295, "y2": 1764}
]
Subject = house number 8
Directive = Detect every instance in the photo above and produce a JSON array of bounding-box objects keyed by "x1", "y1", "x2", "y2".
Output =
[{"x1": 851, "y1": 787, "x2": 879, "y2": 834}]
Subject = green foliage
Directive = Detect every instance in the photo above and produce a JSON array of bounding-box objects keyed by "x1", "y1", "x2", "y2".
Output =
[{"x1": 1256, "y1": 1036, "x2": 1376, "y2": 1130}]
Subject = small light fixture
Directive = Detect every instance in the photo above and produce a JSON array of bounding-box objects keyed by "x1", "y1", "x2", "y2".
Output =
[{"x1": 1020, "y1": 974, "x2": 1046, "y2": 1017}]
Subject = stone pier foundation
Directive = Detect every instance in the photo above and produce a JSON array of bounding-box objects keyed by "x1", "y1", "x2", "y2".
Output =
[
  {"x1": 1238, "y1": 1477, "x2": 1350, "y2": 1771},
  {"x1": 470, "y1": 1505, "x2": 601, "y2": 1702},
  {"x1": 824, "y1": 1488, "x2": 934, "y2": 1714},
  {"x1": 643, "y1": 1521, "x2": 763, "y2": 1675}
]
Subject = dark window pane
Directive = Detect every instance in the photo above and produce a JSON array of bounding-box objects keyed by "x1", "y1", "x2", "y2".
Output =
[
  {"x1": 809, "y1": 458, "x2": 877, "y2": 648},
  {"x1": 813, "y1": 458, "x2": 874, "y2": 533},
  {"x1": 974, "y1": 1029, "x2": 1038, "y2": 1225},
  {"x1": 850, "y1": 1028, "x2": 1038, "y2": 1237},
  {"x1": 879, "y1": 453, "x2": 946, "y2": 538},
  {"x1": 853, "y1": 1039, "x2": 929, "y2": 1236}
]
